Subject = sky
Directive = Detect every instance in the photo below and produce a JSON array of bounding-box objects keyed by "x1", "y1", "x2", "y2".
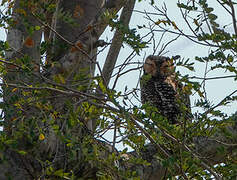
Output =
[{"x1": 0, "y1": 0, "x2": 236, "y2": 147}]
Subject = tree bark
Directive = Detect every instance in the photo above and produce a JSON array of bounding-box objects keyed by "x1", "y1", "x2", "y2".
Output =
[
  {"x1": 102, "y1": 0, "x2": 136, "y2": 87},
  {"x1": 2, "y1": 0, "x2": 43, "y2": 178},
  {"x1": 1, "y1": 0, "x2": 127, "y2": 178}
]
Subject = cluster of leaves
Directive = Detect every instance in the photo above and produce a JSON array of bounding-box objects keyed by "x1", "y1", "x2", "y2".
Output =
[
  {"x1": 104, "y1": 13, "x2": 148, "y2": 54},
  {"x1": 155, "y1": 19, "x2": 178, "y2": 30},
  {"x1": 178, "y1": 0, "x2": 237, "y2": 106},
  {"x1": 57, "y1": 8, "x2": 78, "y2": 27}
]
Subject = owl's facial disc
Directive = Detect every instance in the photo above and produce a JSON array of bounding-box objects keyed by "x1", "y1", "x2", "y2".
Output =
[
  {"x1": 144, "y1": 58, "x2": 157, "y2": 76},
  {"x1": 160, "y1": 57, "x2": 175, "y2": 76},
  {"x1": 144, "y1": 56, "x2": 176, "y2": 77}
]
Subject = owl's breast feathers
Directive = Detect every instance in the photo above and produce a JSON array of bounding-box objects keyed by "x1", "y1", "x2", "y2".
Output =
[{"x1": 141, "y1": 74, "x2": 186, "y2": 124}]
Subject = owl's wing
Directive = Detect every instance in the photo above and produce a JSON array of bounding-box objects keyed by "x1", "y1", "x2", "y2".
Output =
[
  {"x1": 177, "y1": 81, "x2": 193, "y2": 120},
  {"x1": 140, "y1": 74, "x2": 153, "y2": 103},
  {"x1": 162, "y1": 75, "x2": 192, "y2": 122}
]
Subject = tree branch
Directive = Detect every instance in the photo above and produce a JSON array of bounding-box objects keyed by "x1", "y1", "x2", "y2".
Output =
[
  {"x1": 124, "y1": 113, "x2": 237, "y2": 179},
  {"x1": 228, "y1": 0, "x2": 237, "y2": 36},
  {"x1": 102, "y1": 0, "x2": 136, "y2": 87}
]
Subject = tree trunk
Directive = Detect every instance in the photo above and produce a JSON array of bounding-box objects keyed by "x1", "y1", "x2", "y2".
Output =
[{"x1": 1, "y1": 0, "x2": 117, "y2": 178}]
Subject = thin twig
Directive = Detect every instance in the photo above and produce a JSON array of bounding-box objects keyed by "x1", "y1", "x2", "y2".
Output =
[
  {"x1": 188, "y1": 75, "x2": 237, "y2": 80},
  {"x1": 216, "y1": 0, "x2": 232, "y2": 15},
  {"x1": 228, "y1": 0, "x2": 237, "y2": 36},
  {"x1": 204, "y1": 89, "x2": 237, "y2": 115}
]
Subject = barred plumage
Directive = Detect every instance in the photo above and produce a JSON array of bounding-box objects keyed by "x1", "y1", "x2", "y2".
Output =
[{"x1": 140, "y1": 55, "x2": 190, "y2": 124}]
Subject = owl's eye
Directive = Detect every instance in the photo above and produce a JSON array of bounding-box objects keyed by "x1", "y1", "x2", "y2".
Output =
[
  {"x1": 164, "y1": 63, "x2": 174, "y2": 68},
  {"x1": 144, "y1": 58, "x2": 157, "y2": 76},
  {"x1": 145, "y1": 62, "x2": 153, "y2": 66}
]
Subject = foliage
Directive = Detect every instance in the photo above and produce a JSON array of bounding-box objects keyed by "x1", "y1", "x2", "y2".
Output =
[
  {"x1": 0, "y1": 0, "x2": 236, "y2": 179},
  {"x1": 104, "y1": 12, "x2": 148, "y2": 54}
]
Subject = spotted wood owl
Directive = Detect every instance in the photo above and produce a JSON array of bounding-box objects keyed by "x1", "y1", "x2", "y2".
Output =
[{"x1": 140, "y1": 55, "x2": 191, "y2": 124}]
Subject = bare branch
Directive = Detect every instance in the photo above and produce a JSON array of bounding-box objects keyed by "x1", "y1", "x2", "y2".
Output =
[
  {"x1": 228, "y1": 0, "x2": 237, "y2": 36},
  {"x1": 189, "y1": 75, "x2": 237, "y2": 80},
  {"x1": 102, "y1": 0, "x2": 136, "y2": 87}
]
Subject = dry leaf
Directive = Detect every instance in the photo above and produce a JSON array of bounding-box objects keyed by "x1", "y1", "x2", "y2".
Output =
[
  {"x1": 24, "y1": 37, "x2": 34, "y2": 48},
  {"x1": 39, "y1": 133, "x2": 45, "y2": 141},
  {"x1": 71, "y1": 41, "x2": 84, "y2": 52},
  {"x1": 74, "y1": 5, "x2": 84, "y2": 18},
  {"x1": 12, "y1": 88, "x2": 18, "y2": 92}
]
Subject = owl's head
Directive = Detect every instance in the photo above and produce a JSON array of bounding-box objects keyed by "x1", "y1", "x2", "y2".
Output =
[{"x1": 143, "y1": 55, "x2": 177, "y2": 77}]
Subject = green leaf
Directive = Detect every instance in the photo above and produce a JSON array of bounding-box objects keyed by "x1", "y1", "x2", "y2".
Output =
[
  {"x1": 195, "y1": 56, "x2": 205, "y2": 62},
  {"x1": 53, "y1": 169, "x2": 70, "y2": 178},
  {"x1": 177, "y1": 3, "x2": 197, "y2": 10},
  {"x1": 206, "y1": 7, "x2": 214, "y2": 13},
  {"x1": 18, "y1": 150, "x2": 27, "y2": 155},
  {"x1": 208, "y1": 14, "x2": 217, "y2": 20},
  {"x1": 5, "y1": 140, "x2": 16, "y2": 145},
  {"x1": 52, "y1": 125, "x2": 59, "y2": 131},
  {"x1": 227, "y1": 55, "x2": 233, "y2": 63},
  {"x1": 99, "y1": 79, "x2": 107, "y2": 93},
  {"x1": 227, "y1": 66, "x2": 235, "y2": 72},
  {"x1": 35, "y1": 26, "x2": 41, "y2": 30}
]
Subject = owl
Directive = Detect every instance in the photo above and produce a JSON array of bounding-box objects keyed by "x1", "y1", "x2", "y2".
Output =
[{"x1": 140, "y1": 55, "x2": 190, "y2": 124}]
